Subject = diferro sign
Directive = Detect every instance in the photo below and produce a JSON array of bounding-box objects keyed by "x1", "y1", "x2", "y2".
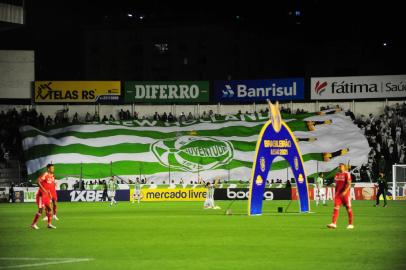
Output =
[
  {"x1": 34, "y1": 81, "x2": 121, "y2": 103},
  {"x1": 124, "y1": 81, "x2": 209, "y2": 103},
  {"x1": 138, "y1": 188, "x2": 207, "y2": 202}
]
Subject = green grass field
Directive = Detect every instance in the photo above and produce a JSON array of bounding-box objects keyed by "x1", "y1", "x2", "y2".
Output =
[{"x1": 1, "y1": 200, "x2": 405, "y2": 270}]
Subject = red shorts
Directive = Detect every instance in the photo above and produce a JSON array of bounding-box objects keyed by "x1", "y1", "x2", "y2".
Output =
[
  {"x1": 334, "y1": 194, "x2": 351, "y2": 208},
  {"x1": 50, "y1": 189, "x2": 57, "y2": 201},
  {"x1": 36, "y1": 191, "x2": 51, "y2": 208}
]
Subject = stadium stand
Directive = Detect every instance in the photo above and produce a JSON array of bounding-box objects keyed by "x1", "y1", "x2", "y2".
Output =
[
  {"x1": 354, "y1": 103, "x2": 406, "y2": 182},
  {"x1": 1, "y1": 102, "x2": 405, "y2": 189}
]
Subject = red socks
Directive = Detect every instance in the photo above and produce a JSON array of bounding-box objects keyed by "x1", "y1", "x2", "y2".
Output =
[
  {"x1": 332, "y1": 206, "x2": 353, "y2": 225},
  {"x1": 53, "y1": 204, "x2": 57, "y2": 216},
  {"x1": 32, "y1": 212, "x2": 41, "y2": 225},
  {"x1": 332, "y1": 208, "x2": 339, "y2": 224},
  {"x1": 347, "y1": 207, "x2": 353, "y2": 225},
  {"x1": 47, "y1": 212, "x2": 52, "y2": 225}
]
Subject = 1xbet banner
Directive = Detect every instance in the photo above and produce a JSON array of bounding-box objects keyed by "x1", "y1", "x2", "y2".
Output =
[
  {"x1": 214, "y1": 78, "x2": 304, "y2": 102},
  {"x1": 57, "y1": 190, "x2": 129, "y2": 202},
  {"x1": 34, "y1": 81, "x2": 121, "y2": 103}
]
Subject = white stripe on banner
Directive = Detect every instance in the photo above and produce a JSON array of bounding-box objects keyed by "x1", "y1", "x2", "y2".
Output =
[
  {"x1": 21, "y1": 134, "x2": 260, "y2": 151},
  {"x1": 21, "y1": 117, "x2": 362, "y2": 152},
  {"x1": 20, "y1": 118, "x2": 273, "y2": 135},
  {"x1": 22, "y1": 125, "x2": 367, "y2": 160}
]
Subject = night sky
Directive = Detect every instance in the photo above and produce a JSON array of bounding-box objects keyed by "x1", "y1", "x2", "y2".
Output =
[{"x1": 1, "y1": 0, "x2": 405, "y2": 79}]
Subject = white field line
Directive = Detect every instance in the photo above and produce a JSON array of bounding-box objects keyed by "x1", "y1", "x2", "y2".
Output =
[{"x1": 0, "y1": 258, "x2": 93, "y2": 269}]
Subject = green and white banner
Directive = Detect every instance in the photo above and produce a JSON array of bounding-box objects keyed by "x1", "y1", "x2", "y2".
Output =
[{"x1": 20, "y1": 111, "x2": 370, "y2": 182}]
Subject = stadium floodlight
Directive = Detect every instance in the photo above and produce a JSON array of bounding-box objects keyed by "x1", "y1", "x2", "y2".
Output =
[{"x1": 392, "y1": 164, "x2": 406, "y2": 200}]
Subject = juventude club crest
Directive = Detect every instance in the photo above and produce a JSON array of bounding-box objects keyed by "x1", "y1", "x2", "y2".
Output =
[{"x1": 151, "y1": 136, "x2": 234, "y2": 172}]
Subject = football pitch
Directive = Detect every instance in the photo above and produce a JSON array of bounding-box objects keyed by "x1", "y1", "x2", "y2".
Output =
[{"x1": 0, "y1": 200, "x2": 405, "y2": 270}]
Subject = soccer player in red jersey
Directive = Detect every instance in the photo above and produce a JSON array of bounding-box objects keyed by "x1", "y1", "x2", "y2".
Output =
[
  {"x1": 327, "y1": 163, "x2": 354, "y2": 229},
  {"x1": 42, "y1": 170, "x2": 59, "y2": 221},
  {"x1": 31, "y1": 164, "x2": 56, "y2": 229}
]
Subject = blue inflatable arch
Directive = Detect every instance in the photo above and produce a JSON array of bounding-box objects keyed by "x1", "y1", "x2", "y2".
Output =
[{"x1": 248, "y1": 102, "x2": 310, "y2": 215}]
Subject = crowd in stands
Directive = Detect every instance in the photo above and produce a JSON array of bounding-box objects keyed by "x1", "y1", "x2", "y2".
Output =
[
  {"x1": 0, "y1": 105, "x2": 308, "y2": 135},
  {"x1": 74, "y1": 177, "x2": 148, "y2": 190},
  {"x1": 355, "y1": 103, "x2": 406, "y2": 181},
  {"x1": 0, "y1": 108, "x2": 26, "y2": 168},
  {"x1": 1, "y1": 102, "x2": 405, "y2": 188}
]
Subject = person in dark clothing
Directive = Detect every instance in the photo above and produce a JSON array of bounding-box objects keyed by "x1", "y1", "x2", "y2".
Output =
[
  {"x1": 375, "y1": 173, "x2": 388, "y2": 207},
  {"x1": 378, "y1": 155, "x2": 386, "y2": 174},
  {"x1": 102, "y1": 180, "x2": 108, "y2": 202},
  {"x1": 9, "y1": 183, "x2": 15, "y2": 203}
]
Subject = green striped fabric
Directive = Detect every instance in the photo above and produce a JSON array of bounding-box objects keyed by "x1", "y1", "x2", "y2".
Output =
[{"x1": 20, "y1": 111, "x2": 369, "y2": 183}]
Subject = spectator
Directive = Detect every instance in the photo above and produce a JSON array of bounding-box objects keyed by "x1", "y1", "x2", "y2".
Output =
[
  {"x1": 179, "y1": 112, "x2": 186, "y2": 122},
  {"x1": 201, "y1": 111, "x2": 208, "y2": 119},
  {"x1": 153, "y1": 112, "x2": 160, "y2": 121},
  {"x1": 168, "y1": 112, "x2": 175, "y2": 122},
  {"x1": 72, "y1": 112, "x2": 79, "y2": 123},
  {"x1": 38, "y1": 113, "x2": 45, "y2": 127},
  {"x1": 119, "y1": 109, "x2": 125, "y2": 120},
  {"x1": 125, "y1": 109, "x2": 131, "y2": 120},
  {"x1": 85, "y1": 112, "x2": 92, "y2": 122},
  {"x1": 54, "y1": 114, "x2": 60, "y2": 125},
  {"x1": 161, "y1": 112, "x2": 168, "y2": 122},
  {"x1": 345, "y1": 109, "x2": 355, "y2": 121},
  {"x1": 93, "y1": 112, "x2": 100, "y2": 122}
]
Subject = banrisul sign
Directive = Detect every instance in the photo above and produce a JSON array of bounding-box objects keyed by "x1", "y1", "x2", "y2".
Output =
[
  {"x1": 151, "y1": 136, "x2": 234, "y2": 172},
  {"x1": 214, "y1": 78, "x2": 304, "y2": 102},
  {"x1": 124, "y1": 81, "x2": 209, "y2": 103},
  {"x1": 311, "y1": 74, "x2": 406, "y2": 100}
]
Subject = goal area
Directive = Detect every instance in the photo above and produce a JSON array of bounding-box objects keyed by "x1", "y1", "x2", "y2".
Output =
[{"x1": 392, "y1": 164, "x2": 406, "y2": 200}]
